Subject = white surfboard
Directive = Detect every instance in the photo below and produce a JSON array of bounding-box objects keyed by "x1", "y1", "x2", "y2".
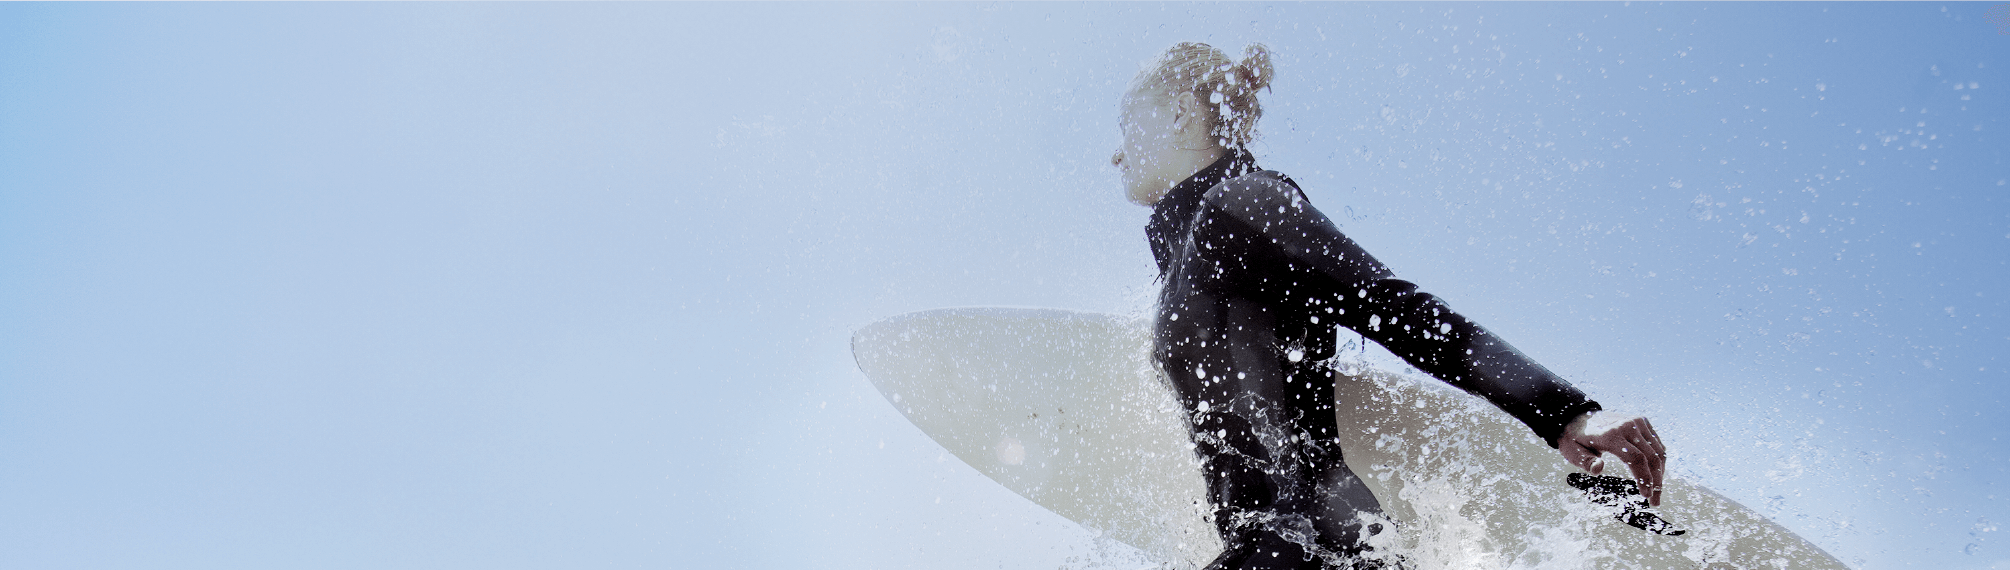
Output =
[{"x1": 852, "y1": 307, "x2": 1846, "y2": 570}]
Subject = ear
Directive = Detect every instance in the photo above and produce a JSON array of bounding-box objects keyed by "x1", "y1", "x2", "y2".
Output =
[{"x1": 1170, "y1": 91, "x2": 1201, "y2": 133}]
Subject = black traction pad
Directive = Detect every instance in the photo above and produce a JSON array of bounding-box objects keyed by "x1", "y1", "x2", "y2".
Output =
[{"x1": 1566, "y1": 473, "x2": 1686, "y2": 536}]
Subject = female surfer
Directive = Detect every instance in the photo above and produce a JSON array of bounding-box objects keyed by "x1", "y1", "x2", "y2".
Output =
[{"x1": 1114, "y1": 43, "x2": 1669, "y2": 569}]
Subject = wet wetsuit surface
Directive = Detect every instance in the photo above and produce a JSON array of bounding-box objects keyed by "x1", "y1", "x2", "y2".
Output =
[{"x1": 1148, "y1": 151, "x2": 1602, "y2": 570}]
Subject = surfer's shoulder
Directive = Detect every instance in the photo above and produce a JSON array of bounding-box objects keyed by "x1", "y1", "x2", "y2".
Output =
[{"x1": 1201, "y1": 170, "x2": 1318, "y2": 225}]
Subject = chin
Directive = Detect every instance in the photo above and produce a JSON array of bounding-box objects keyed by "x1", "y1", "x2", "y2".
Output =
[
  {"x1": 1124, "y1": 183, "x2": 1155, "y2": 206},
  {"x1": 1122, "y1": 176, "x2": 1160, "y2": 206}
]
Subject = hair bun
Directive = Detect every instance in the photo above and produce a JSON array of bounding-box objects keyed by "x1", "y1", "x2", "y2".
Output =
[
  {"x1": 1134, "y1": 41, "x2": 1272, "y2": 149},
  {"x1": 1236, "y1": 44, "x2": 1274, "y2": 93}
]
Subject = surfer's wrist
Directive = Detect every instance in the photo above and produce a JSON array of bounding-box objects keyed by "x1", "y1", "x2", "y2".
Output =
[{"x1": 1563, "y1": 411, "x2": 1594, "y2": 439}]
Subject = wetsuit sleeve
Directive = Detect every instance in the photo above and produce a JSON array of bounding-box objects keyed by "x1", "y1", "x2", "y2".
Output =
[{"x1": 1202, "y1": 174, "x2": 1601, "y2": 448}]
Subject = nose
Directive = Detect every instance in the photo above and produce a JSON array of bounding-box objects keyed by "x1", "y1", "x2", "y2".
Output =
[{"x1": 1111, "y1": 150, "x2": 1124, "y2": 169}]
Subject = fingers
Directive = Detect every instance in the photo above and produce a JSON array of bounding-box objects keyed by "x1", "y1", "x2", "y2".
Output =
[
  {"x1": 1641, "y1": 419, "x2": 1667, "y2": 506},
  {"x1": 1607, "y1": 437, "x2": 1652, "y2": 495},
  {"x1": 1620, "y1": 418, "x2": 1667, "y2": 506},
  {"x1": 1625, "y1": 435, "x2": 1660, "y2": 506},
  {"x1": 1640, "y1": 417, "x2": 1667, "y2": 454}
]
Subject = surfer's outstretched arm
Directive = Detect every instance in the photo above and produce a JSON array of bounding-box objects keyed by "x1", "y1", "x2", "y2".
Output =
[{"x1": 1202, "y1": 173, "x2": 1668, "y2": 504}]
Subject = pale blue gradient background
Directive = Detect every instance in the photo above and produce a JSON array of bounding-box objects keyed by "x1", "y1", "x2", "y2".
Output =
[{"x1": 1, "y1": 3, "x2": 2004, "y2": 569}]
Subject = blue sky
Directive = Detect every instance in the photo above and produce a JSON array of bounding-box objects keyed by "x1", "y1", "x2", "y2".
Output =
[{"x1": 1, "y1": 3, "x2": 2004, "y2": 569}]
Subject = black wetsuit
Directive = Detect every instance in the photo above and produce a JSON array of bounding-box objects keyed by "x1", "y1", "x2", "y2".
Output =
[{"x1": 1148, "y1": 150, "x2": 1601, "y2": 570}]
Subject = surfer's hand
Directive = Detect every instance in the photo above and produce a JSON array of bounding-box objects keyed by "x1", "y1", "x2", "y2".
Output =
[{"x1": 1559, "y1": 413, "x2": 1667, "y2": 506}]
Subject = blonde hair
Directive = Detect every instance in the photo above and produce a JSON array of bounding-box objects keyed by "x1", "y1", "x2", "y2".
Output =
[{"x1": 1133, "y1": 42, "x2": 1274, "y2": 150}]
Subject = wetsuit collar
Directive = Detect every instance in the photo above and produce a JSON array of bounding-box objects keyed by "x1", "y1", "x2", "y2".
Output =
[{"x1": 1147, "y1": 147, "x2": 1258, "y2": 275}]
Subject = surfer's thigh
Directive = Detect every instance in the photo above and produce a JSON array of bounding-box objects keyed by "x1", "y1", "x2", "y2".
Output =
[
  {"x1": 1310, "y1": 463, "x2": 1385, "y2": 553},
  {"x1": 1203, "y1": 531, "x2": 1327, "y2": 570}
]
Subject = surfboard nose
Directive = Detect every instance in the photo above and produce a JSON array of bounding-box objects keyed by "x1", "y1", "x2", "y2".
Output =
[{"x1": 851, "y1": 307, "x2": 1222, "y2": 567}]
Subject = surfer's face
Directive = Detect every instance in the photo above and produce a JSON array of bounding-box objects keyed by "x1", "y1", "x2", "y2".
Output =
[{"x1": 1114, "y1": 87, "x2": 1188, "y2": 205}]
